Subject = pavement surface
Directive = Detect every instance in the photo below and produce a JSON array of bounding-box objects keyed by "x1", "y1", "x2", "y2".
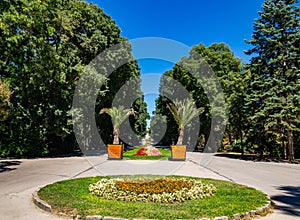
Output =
[{"x1": 0, "y1": 152, "x2": 299, "y2": 220}]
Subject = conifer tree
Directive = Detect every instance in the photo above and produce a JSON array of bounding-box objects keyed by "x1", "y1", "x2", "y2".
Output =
[{"x1": 245, "y1": 0, "x2": 300, "y2": 160}]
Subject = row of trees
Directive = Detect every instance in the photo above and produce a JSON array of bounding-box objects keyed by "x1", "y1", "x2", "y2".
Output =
[
  {"x1": 152, "y1": 0, "x2": 299, "y2": 160},
  {"x1": 0, "y1": 0, "x2": 149, "y2": 157},
  {"x1": 0, "y1": 0, "x2": 298, "y2": 160}
]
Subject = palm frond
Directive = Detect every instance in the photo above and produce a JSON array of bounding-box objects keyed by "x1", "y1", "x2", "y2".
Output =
[
  {"x1": 167, "y1": 103, "x2": 182, "y2": 127},
  {"x1": 167, "y1": 98, "x2": 204, "y2": 129},
  {"x1": 100, "y1": 106, "x2": 136, "y2": 127}
]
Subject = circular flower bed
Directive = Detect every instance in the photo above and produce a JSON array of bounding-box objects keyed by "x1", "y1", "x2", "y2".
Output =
[{"x1": 89, "y1": 177, "x2": 216, "y2": 203}]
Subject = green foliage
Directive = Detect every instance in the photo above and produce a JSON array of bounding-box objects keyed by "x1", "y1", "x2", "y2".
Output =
[
  {"x1": 0, "y1": 79, "x2": 12, "y2": 156},
  {"x1": 95, "y1": 59, "x2": 149, "y2": 147},
  {"x1": 191, "y1": 43, "x2": 247, "y2": 151},
  {"x1": 0, "y1": 79, "x2": 11, "y2": 124},
  {"x1": 0, "y1": 0, "x2": 148, "y2": 157},
  {"x1": 120, "y1": 96, "x2": 150, "y2": 146},
  {"x1": 154, "y1": 43, "x2": 243, "y2": 149},
  {"x1": 149, "y1": 113, "x2": 168, "y2": 145},
  {"x1": 167, "y1": 98, "x2": 204, "y2": 145},
  {"x1": 245, "y1": 0, "x2": 300, "y2": 160},
  {"x1": 100, "y1": 106, "x2": 136, "y2": 129},
  {"x1": 228, "y1": 140, "x2": 248, "y2": 154},
  {"x1": 131, "y1": 96, "x2": 149, "y2": 139},
  {"x1": 167, "y1": 99, "x2": 204, "y2": 130},
  {"x1": 0, "y1": 0, "x2": 120, "y2": 156},
  {"x1": 100, "y1": 106, "x2": 136, "y2": 144},
  {"x1": 153, "y1": 96, "x2": 178, "y2": 145}
]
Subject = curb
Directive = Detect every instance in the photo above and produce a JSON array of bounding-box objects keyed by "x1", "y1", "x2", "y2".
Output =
[
  {"x1": 32, "y1": 191, "x2": 52, "y2": 213},
  {"x1": 32, "y1": 190, "x2": 79, "y2": 219},
  {"x1": 33, "y1": 190, "x2": 273, "y2": 220}
]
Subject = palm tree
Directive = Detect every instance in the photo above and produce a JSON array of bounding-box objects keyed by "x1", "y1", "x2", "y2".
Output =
[
  {"x1": 100, "y1": 106, "x2": 136, "y2": 144},
  {"x1": 167, "y1": 98, "x2": 204, "y2": 145}
]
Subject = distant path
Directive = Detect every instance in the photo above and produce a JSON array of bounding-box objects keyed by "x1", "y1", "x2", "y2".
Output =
[{"x1": 0, "y1": 153, "x2": 299, "y2": 220}]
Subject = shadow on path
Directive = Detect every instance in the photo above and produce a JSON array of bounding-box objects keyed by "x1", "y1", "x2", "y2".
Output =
[
  {"x1": 215, "y1": 153, "x2": 300, "y2": 164},
  {"x1": 272, "y1": 186, "x2": 300, "y2": 217},
  {"x1": 0, "y1": 160, "x2": 22, "y2": 173}
]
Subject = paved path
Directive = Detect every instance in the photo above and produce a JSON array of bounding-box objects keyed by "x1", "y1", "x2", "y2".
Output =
[{"x1": 0, "y1": 153, "x2": 299, "y2": 220}]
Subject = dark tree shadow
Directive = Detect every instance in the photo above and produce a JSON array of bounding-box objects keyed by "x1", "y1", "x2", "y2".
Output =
[
  {"x1": 215, "y1": 153, "x2": 258, "y2": 161},
  {"x1": 214, "y1": 153, "x2": 300, "y2": 164},
  {"x1": 272, "y1": 186, "x2": 300, "y2": 217},
  {"x1": 49, "y1": 151, "x2": 83, "y2": 158},
  {"x1": 0, "y1": 161, "x2": 22, "y2": 173}
]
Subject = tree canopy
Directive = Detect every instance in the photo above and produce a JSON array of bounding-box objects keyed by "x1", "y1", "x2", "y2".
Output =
[
  {"x1": 153, "y1": 43, "x2": 242, "y2": 151},
  {"x1": 0, "y1": 0, "x2": 299, "y2": 160},
  {"x1": 153, "y1": 0, "x2": 300, "y2": 160},
  {"x1": 0, "y1": 0, "x2": 148, "y2": 157},
  {"x1": 244, "y1": 0, "x2": 300, "y2": 160}
]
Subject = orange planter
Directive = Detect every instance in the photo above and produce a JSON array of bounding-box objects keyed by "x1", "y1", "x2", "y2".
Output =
[
  {"x1": 170, "y1": 145, "x2": 186, "y2": 161},
  {"x1": 107, "y1": 144, "x2": 124, "y2": 159}
]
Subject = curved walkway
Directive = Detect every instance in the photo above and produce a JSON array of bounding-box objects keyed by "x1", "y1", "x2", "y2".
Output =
[{"x1": 0, "y1": 153, "x2": 299, "y2": 220}]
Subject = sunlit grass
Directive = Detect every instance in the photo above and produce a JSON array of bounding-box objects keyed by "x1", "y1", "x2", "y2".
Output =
[{"x1": 38, "y1": 175, "x2": 270, "y2": 219}]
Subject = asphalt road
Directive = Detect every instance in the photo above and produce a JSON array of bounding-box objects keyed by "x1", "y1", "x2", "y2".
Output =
[{"x1": 0, "y1": 153, "x2": 299, "y2": 220}]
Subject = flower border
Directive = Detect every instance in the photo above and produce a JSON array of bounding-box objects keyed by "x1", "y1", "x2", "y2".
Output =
[{"x1": 89, "y1": 177, "x2": 216, "y2": 203}]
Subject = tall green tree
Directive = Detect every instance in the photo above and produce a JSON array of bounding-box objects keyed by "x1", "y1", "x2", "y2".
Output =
[
  {"x1": 154, "y1": 43, "x2": 244, "y2": 151},
  {"x1": 130, "y1": 96, "x2": 149, "y2": 140},
  {"x1": 245, "y1": 0, "x2": 300, "y2": 160},
  {"x1": 0, "y1": 0, "x2": 120, "y2": 156},
  {"x1": 191, "y1": 43, "x2": 246, "y2": 151},
  {"x1": 153, "y1": 95, "x2": 178, "y2": 145},
  {"x1": 217, "y1": 68, "x2": 252, "y2": 155},
  {"x1": 96, "y1": 59, "x2": 149, "y2": 148},
  {"x1": 0, "y1": 0, "x2": 148, "y2": 157}
]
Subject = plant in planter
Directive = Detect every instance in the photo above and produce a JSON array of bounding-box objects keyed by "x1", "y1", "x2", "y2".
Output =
[
  {"x1": 100, "y1": 106, "x2": 136, "y2": 159},
  {"x1": 167, "y1": 98, "x2": 204, "y2": 160}
]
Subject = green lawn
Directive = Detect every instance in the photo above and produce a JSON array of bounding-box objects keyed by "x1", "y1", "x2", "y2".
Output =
[
  {"x1": 38, "y1": 175, "x2": 270, "y2": 219},
  {"x1": 123, "y1": 147, "x2": 171, "y2": 160}
]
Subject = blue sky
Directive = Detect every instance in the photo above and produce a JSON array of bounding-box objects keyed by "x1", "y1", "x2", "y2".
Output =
[
  {"x1": 91, "y1": 0, "x2": 265, "y2": 61},
  {"x1": 88, "y1": 0, "x2": 266, "y2": 117}
]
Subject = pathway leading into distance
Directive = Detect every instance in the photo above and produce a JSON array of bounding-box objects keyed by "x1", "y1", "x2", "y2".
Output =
[{"x1": 0, "y1": 153, "x2": 299, "y2": 220}]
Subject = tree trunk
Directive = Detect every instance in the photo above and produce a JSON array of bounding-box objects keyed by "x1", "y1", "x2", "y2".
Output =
[
  {"x1": 281, "y1": 131, "x2": 287, "y2": 160},
  {"x1": 287, "y1": 129, "x2": 294, "y2": 161},
  {"x1": 240, "y1": 130, "x2": 244, "y2": 157},
  {"x1": 281, "y1": 122, "x2": 287, "y2": 159},
  {"x1": 283, "y1": 140, "x2": 287, "y2": 160},
  {"x1": 259, "y1": 136, "x2": 264, "y2": 158},
  {"x1": 113, "y1": 126, "x2": 120, "y2": 145},
  {"x1": 176, "y1": 127, "x2": 184, "y2": 145}
]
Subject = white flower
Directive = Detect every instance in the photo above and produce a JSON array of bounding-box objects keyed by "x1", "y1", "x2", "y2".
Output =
[{"x1": 89, "y1": 177, "x2": 216, "y2": 203}]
